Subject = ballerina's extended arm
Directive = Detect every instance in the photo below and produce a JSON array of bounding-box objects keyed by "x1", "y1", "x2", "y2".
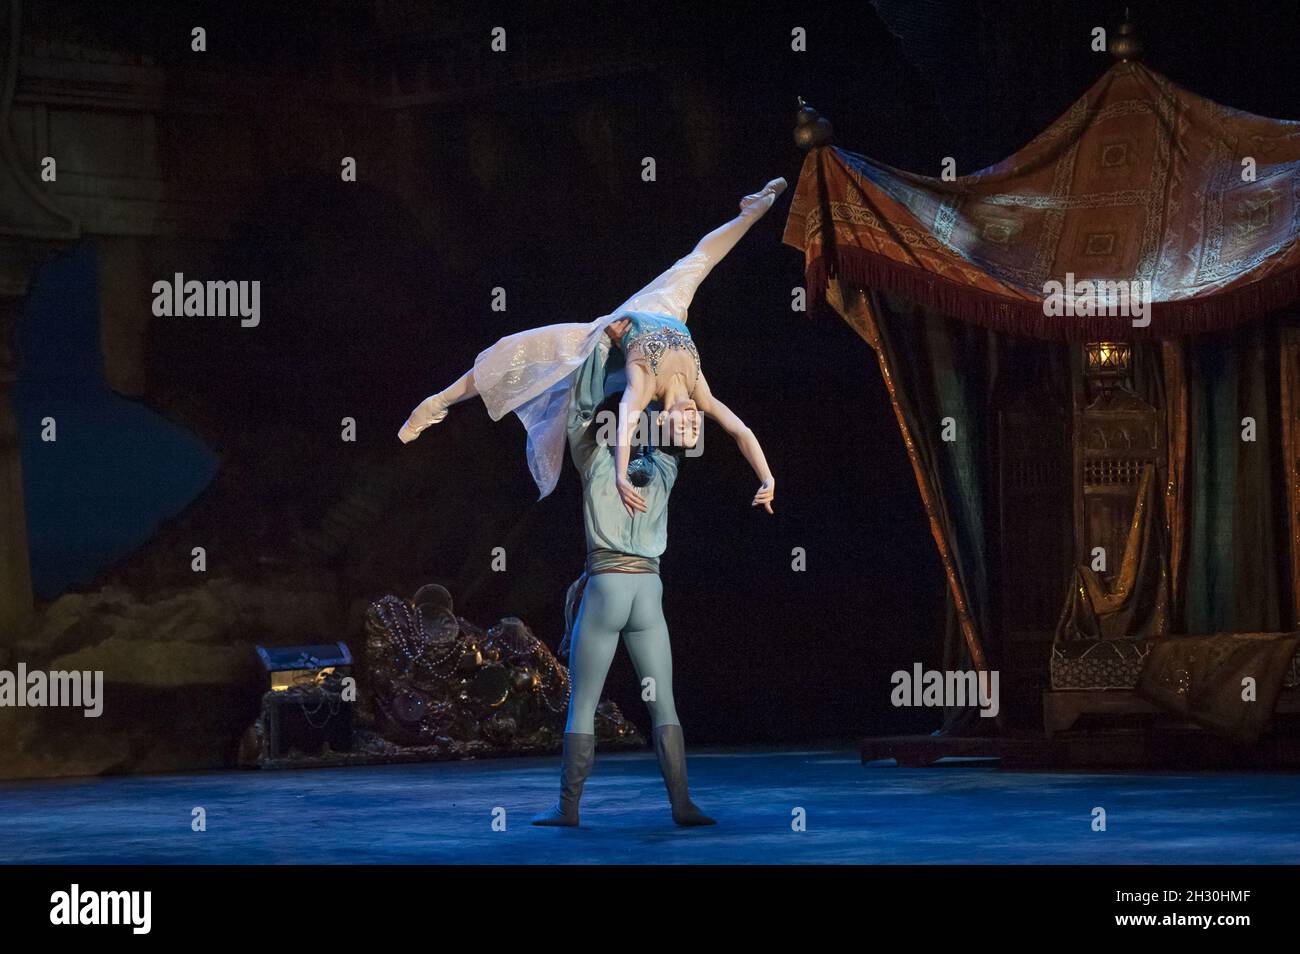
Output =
[
  {"x1": 613, "y1": 361, "x2": 656, "y2": 516},
  {"x1": 692, "y1": 372, "x2": 775, "y2": 514}
]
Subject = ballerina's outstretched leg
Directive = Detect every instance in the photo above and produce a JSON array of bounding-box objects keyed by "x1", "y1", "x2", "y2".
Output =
[
  {"x1": 397, "y1": 369, "x2": 478, "y2": 443},
  {"x1": 610, "y1": 177, "x2": 787, "y2": 323}
]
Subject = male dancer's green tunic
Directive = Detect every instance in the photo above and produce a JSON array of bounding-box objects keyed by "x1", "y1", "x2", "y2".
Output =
[{"x1": 563, "y1": 336, "x2": 680, "y2": 735}]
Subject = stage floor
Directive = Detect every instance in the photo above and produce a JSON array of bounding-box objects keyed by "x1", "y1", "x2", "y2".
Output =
[{"x1": 1, "y1": 748, "x2": 1298, "y2": 864}]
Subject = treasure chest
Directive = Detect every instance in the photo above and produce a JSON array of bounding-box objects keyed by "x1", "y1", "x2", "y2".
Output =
[
  {"x1": 253, "y1": 642, "x2": 355, "y2": 760},
  {"x1": 256, "y1": 642, "x2": 353, "y2": 691}
]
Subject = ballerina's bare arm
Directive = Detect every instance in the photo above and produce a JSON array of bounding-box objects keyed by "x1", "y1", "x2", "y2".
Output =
[
  {"x1": 614, "y1": 361, "x2": 656, "y2": 516},
  {"x1": 691, "y1": 372, "x2": 775, "y2": 514}
]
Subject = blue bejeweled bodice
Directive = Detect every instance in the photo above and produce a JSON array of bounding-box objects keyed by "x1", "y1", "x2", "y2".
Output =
[{"x1": 620, "y1": 311, "x2": 700, "y2": 381}]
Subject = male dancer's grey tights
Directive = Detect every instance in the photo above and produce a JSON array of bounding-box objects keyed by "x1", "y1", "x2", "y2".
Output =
[{"x1": 565, "y1": 572, "x2": 678, "y2": 734}]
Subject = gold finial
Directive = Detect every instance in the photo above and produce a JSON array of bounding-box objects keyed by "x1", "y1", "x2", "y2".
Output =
[
  {"x1": 1111, "y1": 13, "x2": 1143, "y2": 62},
  {"x1": 793, "y1": 97, "x2": 834, "y2": 151}
]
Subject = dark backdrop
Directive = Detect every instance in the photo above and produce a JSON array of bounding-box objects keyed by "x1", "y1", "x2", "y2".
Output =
[{"x1": 52, "y1": 0, "x2": 1300, "y2": 744}]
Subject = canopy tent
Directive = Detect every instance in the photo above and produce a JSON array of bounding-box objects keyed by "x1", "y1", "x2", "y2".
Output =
[
  {"x1": 785, "y1": 57, "x2": 1300, "y2": 736},
  {"x1": 786, "y1": 60, "x2": 1300, "y2": 339}
]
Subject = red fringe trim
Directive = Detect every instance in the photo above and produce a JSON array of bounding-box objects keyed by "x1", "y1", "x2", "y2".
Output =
[{"x1": 804, "y1": 248, "x2": 1300, "y2": 340}]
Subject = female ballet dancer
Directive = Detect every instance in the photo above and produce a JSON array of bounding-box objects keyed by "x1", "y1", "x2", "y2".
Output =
[{"x1": 398, "y1": 177, "x2": 785, "y2": 514}]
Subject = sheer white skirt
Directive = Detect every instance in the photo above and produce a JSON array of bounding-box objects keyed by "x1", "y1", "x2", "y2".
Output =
[{"x1": 473, "y1": 316, "x2": 615, "y2": 499}]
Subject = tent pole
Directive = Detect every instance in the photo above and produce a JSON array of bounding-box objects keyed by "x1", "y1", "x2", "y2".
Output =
[
  {"x1": 1281, "y1": 327, "x2": 1300, "y2": 627},
  {"x1": 828, "y1": 279, "x2": 990, "y2": 673}
]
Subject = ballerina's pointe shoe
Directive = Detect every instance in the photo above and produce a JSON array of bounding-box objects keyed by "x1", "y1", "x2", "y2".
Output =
[
  {"x1": 397, "y1": 396, "x2": 449, "y2": 443},
  {"x1": 740, "y1": 177, "x2": 788, "y2": 212}
]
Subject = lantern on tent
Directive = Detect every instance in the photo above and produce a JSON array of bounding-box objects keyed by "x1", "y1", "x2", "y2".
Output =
[
  {"x1": 1084, "y1": 340, "x2": 1131, "y2": 375},
  {"x1": 1084, "y1": 340, "x2": 1132, "y2": 391}
]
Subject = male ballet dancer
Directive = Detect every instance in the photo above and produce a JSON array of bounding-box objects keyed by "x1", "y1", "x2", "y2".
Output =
[{"x1": 532, "y1": 318, "x2": 713, "y2": 826}]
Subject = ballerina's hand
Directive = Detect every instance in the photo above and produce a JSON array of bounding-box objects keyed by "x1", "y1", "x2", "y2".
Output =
[
  {"x1": 616, "y1": 478, "x2": 648, "y2": 517},
  {"x1": 752, "y1": 478, "x2": 775, "y2": 514}
]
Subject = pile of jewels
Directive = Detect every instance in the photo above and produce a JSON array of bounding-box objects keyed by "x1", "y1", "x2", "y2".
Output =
[{"x1": 359, "y1": 584, "x2": 642, "y2": 755}]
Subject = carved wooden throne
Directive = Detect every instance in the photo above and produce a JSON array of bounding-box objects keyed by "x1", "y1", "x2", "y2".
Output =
[{"x1": 1043, "y1": 365, "x2": 1170, "y2": 734}]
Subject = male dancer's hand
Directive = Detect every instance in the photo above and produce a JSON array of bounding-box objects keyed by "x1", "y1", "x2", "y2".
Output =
[
  {"x1": 605, "y1": 318, "x2": 631, "y2": 348},
  {"x1": 616, "y1": 477, "x2": 648, "y2": 517}
]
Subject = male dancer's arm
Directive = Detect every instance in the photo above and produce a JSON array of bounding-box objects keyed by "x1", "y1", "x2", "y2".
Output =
[{"x1": 566, "y1": 320, "x2": 629, "y2": 472}]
